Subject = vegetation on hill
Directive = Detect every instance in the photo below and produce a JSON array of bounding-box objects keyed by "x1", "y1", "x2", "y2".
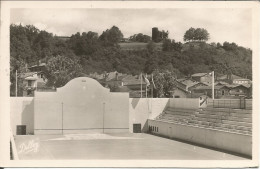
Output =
[
  {"x1": 129, "y1": 33, "x2": 151, "y2": 43},
  {"x1": 10, "y1": 24, "x2": 252, "y2": 95}
]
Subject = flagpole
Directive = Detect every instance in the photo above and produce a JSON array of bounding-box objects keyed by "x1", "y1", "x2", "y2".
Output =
[
  {"x1": 140, "y1": 73, "x2": 142, "y2": 98},
  {"x1": 145, "y1": 74, "x2": 147, "y2": 98},
  {"x1": 212, "y1": 71, "x2": 214, "y2": 99},
  {"x1": 15, "y1": 70, "x2": 18, "y2": 97}
]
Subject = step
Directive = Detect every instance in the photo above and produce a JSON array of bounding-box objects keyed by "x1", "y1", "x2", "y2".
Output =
[
  {"x1": 166, "y1": 107, "x2": 197, "y2": 113},
  {"x1": 195, "y1": 114, "x2": 252, "y2": 123},
  {"x1": 153, "y1": 119, "x2": 252, "y2": 135},
  {"x1": 193, "y1": 117, "x2": 222, "y2": 123},
  {"x1": 221, "y1": 120, "x2": 252, "y2": 127},
  {"x1": 199, "y1": 125, "x2": 252, "y2": 135},
  {"x1": 163, "y1": 114, "x2": 192, "y2": 119},
  {"x1": 198, "y1": 111, "x2": 252, "y2": 118},
  {"x1": 165, "y1": 110, "x2": 194, "y2": 116},
  {"x1": 189, "y1": 119, "x2": 252, "y2": 131},
  {"x1": 221, "y1": 123, "x2": 251, "y2": 131},
  {"x1": 203, "y1": 107, "x2": 252, "y2": 114},
  {"x1": 159, "y1": 116, "x2": 191, "y2": 123},
  {"x1": 227, "y1": 116, "x2": 252, "y2": 123}
]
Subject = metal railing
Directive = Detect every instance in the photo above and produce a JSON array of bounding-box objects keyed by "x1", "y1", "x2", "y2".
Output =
[{"x1": 207, "y1": 99, "x2": 252, "y2": 110}]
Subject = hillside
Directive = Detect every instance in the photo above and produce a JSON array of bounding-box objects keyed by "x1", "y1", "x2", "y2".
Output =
[
  {"x1": 10, "y1": 24, "x2": 252, "y2": 95},
  {"x1": 119, "y1": 42, "x2": 162, "y2": 51}
]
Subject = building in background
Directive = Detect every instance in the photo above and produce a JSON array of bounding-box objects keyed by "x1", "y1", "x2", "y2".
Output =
[{"x1": 191, "y1": 73, "x2": 212, "y2": 84}]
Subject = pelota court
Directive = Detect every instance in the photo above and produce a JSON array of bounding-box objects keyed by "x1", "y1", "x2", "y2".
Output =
[{"x1": 14, "y1": 133, "x2": 248, "y2": 160}]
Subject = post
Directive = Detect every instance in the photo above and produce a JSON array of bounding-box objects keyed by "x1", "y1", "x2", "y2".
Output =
[
  {"x1": 145, "y1": 74, "x2": 147, "y2": 98},
  {"x1": 61, "y1": 102, "x2": 63, "y2": 135},
  {"x1": 151, "y1": 74, "x2": 154, "y2": 98},
  {"x1": 140, "y1": 73, "x2": 142, "y2": 98},
  {"x1": 15, "y1": 70, "x2": 17, "y2": 97},
  {"x1": 103, "y1": 103, "x2": 105, "y2": 133},
  {"x1": 212, "y1": 71, "x2": 214, "y2": 100}
]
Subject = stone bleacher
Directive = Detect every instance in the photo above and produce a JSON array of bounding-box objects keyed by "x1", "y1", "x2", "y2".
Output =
[{"x1": 155, "y1": 107, "x2": 252, "y2": 135}]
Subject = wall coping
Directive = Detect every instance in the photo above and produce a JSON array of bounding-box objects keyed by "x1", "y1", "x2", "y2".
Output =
[{"x1": 149, "y1": 119, "x2": 252, "y2": 137}]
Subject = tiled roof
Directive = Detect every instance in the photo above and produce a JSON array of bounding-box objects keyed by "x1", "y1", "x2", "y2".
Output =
[
  {"x1": 180, "y1": 79, "x2": 199, "y2": 88},
  {"x1": 18, "y1": 72, "x2": 38, "y2": 79},
  {"x1": 227, "y1": 84, "x2": 251, "y2": 89},
  {"x1": 191, "y1": 73, "x2": 208, "y2": 77},
  {"x1": 218, "y1": 74, "x2": 247, "y2": 80},
  {"x1": 122, "y1": 74, "x2": 147, "y2": 85},
  {"x1": 194, "y1": 85, "x2": 229, "y2": 90}
]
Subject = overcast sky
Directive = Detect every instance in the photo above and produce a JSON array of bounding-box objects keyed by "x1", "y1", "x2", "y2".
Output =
[{"x1": 11, "y1": 8, "x2": 252, "y2": 48}]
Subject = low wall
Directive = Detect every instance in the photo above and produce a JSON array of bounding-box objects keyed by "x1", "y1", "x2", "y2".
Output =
[
  {"x1": 129, "y1": 98, "x2": 169, "y2": 133},
  {"x1": 148, "y1": 120, "x2": 252, "y2": 157},
  {"x1": 10, "y1": 97, "x2": 34, "y2": 135},
  {"x1": 169, "y1": 98, "x2": 199, "y2": 109},
  {"x1": 208, "y1": 99, "x2": 252, "y2": 110}
]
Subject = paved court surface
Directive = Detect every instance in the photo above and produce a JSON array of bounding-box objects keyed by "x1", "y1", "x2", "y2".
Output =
[{"x1": 14, "y1": 133, "x2": 248, "y2": 160}]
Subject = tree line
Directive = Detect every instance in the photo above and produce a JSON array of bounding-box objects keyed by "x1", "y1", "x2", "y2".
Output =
[{"x1": 10, "y1": 24, "x2": 252, "y2": 96}]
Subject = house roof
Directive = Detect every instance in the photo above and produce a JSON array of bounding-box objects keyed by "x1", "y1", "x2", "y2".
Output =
[
  {"x1": 194, "y1": 85, "x2": 229, "y2": 90},
  {"x1": 122, "y1": 74, "x2": 147, "y2": 86},
  {"x1": 228, "y1": 84, "x2": 251, "y2": 89},
  {"x1": 191, "y1": 73, "x2": 208, "y2": 77},
  {"x1": 19, "y1": 72, "x2": 39, "y2": 79},
  {"x1": 179, "y1": 79, "x2": 200, "y2": 88},
  {"x1": 170, "y1": 86, "x2": 190, "y2": 93},
  {"x1": 218, "y1": 74, "x2": 248, "y2": 80},
  {"x1": 28, "y1": 63, "x2": 46, "y2": 69},
  {"x1": 215, "y1": 81, "x2": 229, "y2": 85}
]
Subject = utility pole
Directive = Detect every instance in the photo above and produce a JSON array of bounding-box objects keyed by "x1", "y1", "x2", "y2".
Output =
[
  {"x1": 61, "y1": 102, "x2": 64, "y2": 135},
  {"x1": 15, "y1": 70, "x2": 17, "y2": 97},
  {"x1": 145, "y1": 74, "x2": 147, "y2": 98},
  {"x1": 140, "y1": 73, "x2": 142, "y2": 98},
  {"x1": 212, "y1": 71, "x2": 214, "y2": 100},
  {"x1": 103, "y1": 103, "x2": 105, "y2": 133}
]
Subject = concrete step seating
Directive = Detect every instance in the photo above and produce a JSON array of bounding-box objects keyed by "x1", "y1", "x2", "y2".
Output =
[
  {"x1": 204, "y1": 107, "x2": 252, "y2": 114},
  {"x1": 155, "y1": 107, "x2": 252, "y2": 135},
  {"x1": 198, "y1": 110, "x2": 252, "y2": 119}
]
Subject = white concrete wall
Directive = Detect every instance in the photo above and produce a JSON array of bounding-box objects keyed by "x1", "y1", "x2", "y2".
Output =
[
  {"x1": 10, "y1": 97, "x2": 34, "y2": 135},
  {"x1": 148, "y1": 120, "x2": 252, "y2": 157},
  {"x1": 169, "y1": 98, "x2": 199, "y2": 109},
  {"x1": 129, "y1": 98, "x2": 169, "y2": 133},
  {"x1": 34, "y1": 77, "x2": 129, "y2": 134}
]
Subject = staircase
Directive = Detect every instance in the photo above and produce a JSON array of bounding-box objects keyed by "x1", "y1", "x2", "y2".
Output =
[{"x1": 154, "y1": 107, "x2": 252, "y2": 135}]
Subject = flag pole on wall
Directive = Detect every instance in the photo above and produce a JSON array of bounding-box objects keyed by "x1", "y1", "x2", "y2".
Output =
[
  {"x1": 140, "y1": 72, "x2": 142, "y2": 98},
  {"x1": 145, "y1": 74, "x2": 147, "y2": 98},
  {"x1": 212, "y1": 71, "x2": 214, "y2": 99},
  {"x1": 16, "y1": 70, "x2": 18, "y2": 97}
]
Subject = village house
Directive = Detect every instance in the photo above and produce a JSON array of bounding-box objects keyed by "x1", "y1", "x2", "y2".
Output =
[
  {"x1": 217, "y1": 74, "x2": 252, "y2": 85},
  {"x1": 191, "y1": 73, "x2": 212, "y2": 84},
  {"x1": 191, "y1": 85, "x2": 230, "y2": 99},
  {"x1": 227, "y1": 84, "x2": 251, "y2": 98},
  {"x1": 177, "y1": 78, "x2": 208, "y2": 91},
  {"x1": 169, "y1": 86, "x2": 190, "y2": 98},
  {"x1": 19, "y1": 62, "x2": 54, "y2": 96}
]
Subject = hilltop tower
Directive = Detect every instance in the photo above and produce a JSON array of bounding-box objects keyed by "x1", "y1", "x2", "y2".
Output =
[{"x1": 152, "y1": 27, "x2": 159, "y2": 42}]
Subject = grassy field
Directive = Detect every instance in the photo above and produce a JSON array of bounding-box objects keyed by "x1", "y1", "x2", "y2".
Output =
[{"x1": 119, "y1": 42, "x2": 162, "y2": 50}]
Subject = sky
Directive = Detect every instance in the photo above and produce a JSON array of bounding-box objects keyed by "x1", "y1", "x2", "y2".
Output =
[{"x1": 11, "y1": 8, "x2": 252, "y2": 48}]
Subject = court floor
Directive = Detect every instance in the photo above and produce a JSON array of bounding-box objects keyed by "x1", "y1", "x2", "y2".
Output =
[{"x1": 14, "y1": 133, "x2": 248, "y2": 160}]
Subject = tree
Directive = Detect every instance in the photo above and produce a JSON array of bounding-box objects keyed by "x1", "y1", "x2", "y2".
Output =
[
  {"x1": 99, "y1": 26, "x2": 123, "y2": 46},
  {"x1": 184, "y1": 27, "x2": 209, "y2": 42},
  {"x1": 146, "y1": 41, "x2": 156, "y2": 53},
  {"x1": 162, "y1": 39, "x2": 183, "y2": 52},
  {"x1": 162, "y1": 39, "x2": 173, "y2": 51},
  {"x1": 152, "y1": 69, "x2": 177, "y2": 98},
  {"x1": 45, "y1": 55, "x2": 84, "y2": 88},
  {"x1": 68, "y1": 31, "x2": 100, "y2": 55}
]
